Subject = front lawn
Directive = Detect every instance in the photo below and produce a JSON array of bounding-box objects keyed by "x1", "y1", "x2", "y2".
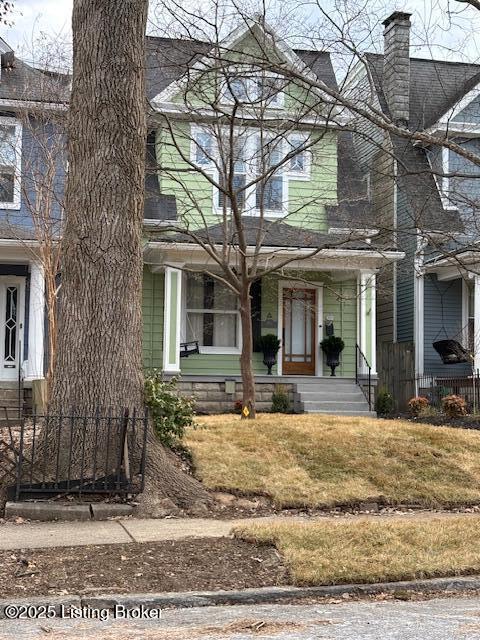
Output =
[
  {"x1": 234, "y1": 516, "x2": 480, "y2": 585},
  {"x1": 186, "y1": 413, "x2": 480, "y2": 508}
]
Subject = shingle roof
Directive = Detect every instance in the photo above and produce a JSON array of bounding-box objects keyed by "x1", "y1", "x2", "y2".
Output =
[
  {"x1": 366, "y1": 52, "x2": 480, "y2": 131},
  {"x1": 150, "y1": 217, "x2": 393, "y2": 251},
  {"x1": 0, "y1": 57, "x2": 69, "y2": 104}
]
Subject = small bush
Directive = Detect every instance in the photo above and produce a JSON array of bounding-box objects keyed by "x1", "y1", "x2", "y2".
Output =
[
  {"x1": 271, "y1": 385, "x2": 291, "y2": 413},
  {"x1": 418, "y1": 405, "x2": 440, "y2": 419},
  {"x1": 144, "y1": 371, "x2": 196, "y2": 447},
  {"x1": 375, "y1": 388, "x2": 394, "y2": 416},
  {"x1": 408, "y1": 396, "x2": 430, "y2": 417},
  {"x1": 442, "y1": 394, "x2": 467, "y2": 418}
]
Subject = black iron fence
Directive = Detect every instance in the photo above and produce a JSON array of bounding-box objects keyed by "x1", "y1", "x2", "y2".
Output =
[
  {"x1": 355, "y1": 344, "x2": 372, "y2": 410},
  {"x1": 4, "y1": 408, "x2": 149, "y2": 501},
  {"x1": 413, "y1": 372, "x2": 480, "y2": 412}
]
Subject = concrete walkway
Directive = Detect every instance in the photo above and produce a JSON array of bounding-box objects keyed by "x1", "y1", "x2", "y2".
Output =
[
  {"x1": 1, "y1": 510, "x2": 479, "y2": 551},
  {"x1": 0, "y1": 517, "x2": 244, "y2": 551}
]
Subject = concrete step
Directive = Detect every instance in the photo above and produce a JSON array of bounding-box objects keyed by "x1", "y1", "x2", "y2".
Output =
[
  {"x1": 301, "y1": 400, "x2": 371, "y2": 410},
  {"x1": 296, "y1": 384, "x2": 361, "y2": 393},
  {"x1": 296, "y1": 391, "x2": 365, "y2": 401},
  {"x1": 303, "y1": 409, "x2": 377, "y2": 416},
  {"x1": 0, "y1": 389, "x2": 21, "y2": 399}
]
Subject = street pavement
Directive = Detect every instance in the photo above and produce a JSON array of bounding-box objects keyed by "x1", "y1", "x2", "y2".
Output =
[{"x1": 1, "y1": 597, "x2": 480, "y2": 639}]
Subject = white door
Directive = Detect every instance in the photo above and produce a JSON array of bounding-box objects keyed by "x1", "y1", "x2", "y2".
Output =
[{"x1": 0, "y1": 277, "x2": 25, "y2": 381}]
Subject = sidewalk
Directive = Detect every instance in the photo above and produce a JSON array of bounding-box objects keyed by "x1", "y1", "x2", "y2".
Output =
[{"x1": 0, "y1": 510, "x2": 478, "y2": 551}]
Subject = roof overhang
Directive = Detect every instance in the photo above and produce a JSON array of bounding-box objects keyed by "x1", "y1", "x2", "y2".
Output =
[{"x1": 144, "y1": 240, "x2": 404, "y2": 272}]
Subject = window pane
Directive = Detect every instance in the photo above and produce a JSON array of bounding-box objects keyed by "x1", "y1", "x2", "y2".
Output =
[
  {"x1": 0, "y1": 171, "x2": 14, "y2": 203},
  {"x1": 289, "y1": 137, "x2": 306, "y2": 172},
  {"x1": 186, "y1": 274, "x2": 205, "y2": 308},
  {"x1": 256, "y1": 175, "x2": 283, "y2": 211},
  {"x1": 213, "y1": 314, "x2": 237, "y2": 347},
  {"x1": 0, "y1": 126, "x2": 16, "y2": 167},
  {"x1": 195, "y1": 131, "x2": 213, "y2": 165},
  {"x1": 218, "y1": 173, "x2": 246, "y2": 210},
  {"x1": 226, "y1": 77, "x2": 249, "y2": 102},
  {"x1": 213, "y1": 280, "x2": 237, "y2": 310},
  {"x1": 255, "y1": 77, "x2": 283, "y2": 105}
]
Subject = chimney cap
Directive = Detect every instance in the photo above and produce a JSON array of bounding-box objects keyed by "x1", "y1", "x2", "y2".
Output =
[{"x1": 382, "y1": 11, "x2": 412, "y2": 28}]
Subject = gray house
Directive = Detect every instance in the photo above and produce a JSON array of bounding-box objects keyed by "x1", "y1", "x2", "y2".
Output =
[{"x1": 345, "y1": 11, "x2": 480, "y2": 386}]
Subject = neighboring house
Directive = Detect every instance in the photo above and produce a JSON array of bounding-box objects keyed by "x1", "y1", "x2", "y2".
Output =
[
  {"x1": 344, "y1": 11, "x2": 480, "y2": 390},
  {"x1": 0, "y1": 21, "x2": 403, "y2": 415}
]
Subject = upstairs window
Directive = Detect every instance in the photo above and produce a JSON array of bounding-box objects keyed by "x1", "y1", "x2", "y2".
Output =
[
  {"x1": 218, "y1": 136, "x2": 247, "y2": 211},
  {"x1": 254, "y1": 134, "x2": 284, "y2": 213},
  {"x1": 288, "y1": 135, "x2": 309, "y2": 175},
  {"x1": 0, "y1": 119, "x2": 21, "y2": 209},
  {"x1": 192, "y1": 129, "x2": 214, "y2": 168},
  {"x1": 221, "y1": 70, "x2": 285, "y2": 108}
]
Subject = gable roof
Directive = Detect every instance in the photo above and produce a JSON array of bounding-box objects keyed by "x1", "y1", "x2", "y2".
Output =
[
  {"x1": 0, "y1": 57, "x2": 70, "y2": 105},
  {"x1": 147, "y1": 24, "x2": 338, "y2": 105},
  {"x1": 366, "y1": 53, "x2": 480, "y2": 131}
]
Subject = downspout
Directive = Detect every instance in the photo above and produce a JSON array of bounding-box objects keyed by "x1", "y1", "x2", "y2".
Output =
[{"x1": 414, "y1": 233, "x2": 428, "y2": 389}]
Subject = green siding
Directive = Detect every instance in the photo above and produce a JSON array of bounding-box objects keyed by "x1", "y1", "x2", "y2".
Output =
[
  {"x1": 323, "y1": 280, "x2": 357, "y2": 377},
  {"x1": 142, "y1": 267, "x2": 164, "y2": 370},
  {"x1": 142, "y1": 269, "x2": 358, "y2": 377}
]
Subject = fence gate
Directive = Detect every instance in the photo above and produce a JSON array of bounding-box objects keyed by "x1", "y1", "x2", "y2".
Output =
[{"x1": 377, "y1": 341, "x2": 415, "y2": 411}]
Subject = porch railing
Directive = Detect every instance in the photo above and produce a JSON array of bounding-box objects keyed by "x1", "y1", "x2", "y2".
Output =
[{"x1": 355, "y1": 344, "x2": 372, "y2": 410}]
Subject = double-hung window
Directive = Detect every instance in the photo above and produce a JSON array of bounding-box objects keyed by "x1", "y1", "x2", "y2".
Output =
[
  {"x1": 185, "y1": 273, "x2": 240, "y2": 353},
  {"x1": 0, "y1": 118, "x2": 21, "y2": 209},
  {"x1": 255, "y1": 134, "x2": 284, "y2": 213},
  {"x1": 218, "y1": 135, "x2": 247, "y2": 211},
  {"x1": 221, "y1": 70, "x2": 284, "y2": 109}
]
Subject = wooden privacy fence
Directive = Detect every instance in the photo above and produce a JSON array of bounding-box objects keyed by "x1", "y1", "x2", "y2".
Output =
[{"x1": 377, "y1": 341, "x2": 415, "y2": 411}]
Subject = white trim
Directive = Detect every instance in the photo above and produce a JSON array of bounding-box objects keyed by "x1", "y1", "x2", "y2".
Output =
[
  {"x1": 359, "y1": 272, "x2": 368, "y2": 370},
  {"x1": 24, "y1": 263, "x2": 43, "y2": 381},
  {"x1": 277, "y1": 279, "x2": 323, "y2": 377},
  {"x1": 474, "y1": 275, "x2": 480, "y2": 374},
  {"x1": 370, "y1": 273, "x2": 377, "y2": 375},
  {"x1": 0, "y1": 116, "x2": 22, "y2": 210},
  {"x1": 413, "y1": 237, "x2": 426, "y2": 377},
  {"x1": 162, "y1": 266, "x2": 182, "y2": 374},
  {"x1": 462, "y1": 277, "x2": 470, "y2": 348}
]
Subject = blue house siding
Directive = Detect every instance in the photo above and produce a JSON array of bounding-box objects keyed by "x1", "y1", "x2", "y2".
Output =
[
  {"x1": 423, "y1": 275, "x2": 471, "y2": 376},
  {"x1": 395, "y1": 190, "x2": 415, "y2": 343},
  {"x1": 0, "y1": 118, "x2": 65, "y2": 235}
]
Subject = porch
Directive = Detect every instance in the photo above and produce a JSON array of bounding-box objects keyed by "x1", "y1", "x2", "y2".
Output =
[{"x1": 142, "y1": 263, "x2": 378, "y2": 380}]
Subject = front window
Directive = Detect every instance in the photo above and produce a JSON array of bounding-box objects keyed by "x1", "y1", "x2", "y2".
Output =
[
  {"x1": 193, "y1": 130, "x2": 214, "y2": 167},
  {"x1": 186, "y1": 274, "x2": 240, "y2": 352},
  {"x1": 0, "y1": 120, "x2": 21, "y2": 208},
  {"x1": 289, "y1": 135, "x2": 309, "y2": 175},
  {"x1": 221, "y1": 71, "x2": 284, "y2": 108}
]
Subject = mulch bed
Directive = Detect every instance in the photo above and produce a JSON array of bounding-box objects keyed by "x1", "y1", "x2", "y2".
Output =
[
  {"x1": 392, "y1": 414, "x2": 480, "y2": 430},
  {"x1": 0, "y1": 538, "x2": 288, "y2": 598}
]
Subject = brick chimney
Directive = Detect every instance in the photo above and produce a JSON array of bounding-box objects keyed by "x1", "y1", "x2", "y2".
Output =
[{"x1": 382, "y1": 11, "x2": 412, "y2": 127}]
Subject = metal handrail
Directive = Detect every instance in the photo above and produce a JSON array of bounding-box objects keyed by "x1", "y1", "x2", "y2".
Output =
[{"x1": 355, "y1": 344, "x2": 372, "y2": 410}]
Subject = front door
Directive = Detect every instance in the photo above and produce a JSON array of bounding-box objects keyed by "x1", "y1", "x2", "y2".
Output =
[
  {"x1": 0, "y1": 278, "x2": 24, "y2": 381},
  {"x1": 282, "y1": 288, "x2": 316, "y2": 375}
]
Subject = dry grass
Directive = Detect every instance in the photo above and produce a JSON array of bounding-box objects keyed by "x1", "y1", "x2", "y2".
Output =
[
  {"x1": 186, "y1": 413, "x2": 480, "y2": 508},
  {"x1": 234, "y1": 516, "x2": 480, "y2": 585}
]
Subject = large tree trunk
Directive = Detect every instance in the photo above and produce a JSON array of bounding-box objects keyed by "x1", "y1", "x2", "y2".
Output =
[
  {"x1": 47, "y1": 0, "x2": 209, "y2": 510},
  {"x1": 239, "y1": 282, "x2": 257, "y2": 419}
]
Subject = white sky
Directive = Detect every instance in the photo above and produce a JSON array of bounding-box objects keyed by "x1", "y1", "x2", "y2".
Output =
[{"x1": 2, "y1": 0, "x2": 480, "y2": 65}]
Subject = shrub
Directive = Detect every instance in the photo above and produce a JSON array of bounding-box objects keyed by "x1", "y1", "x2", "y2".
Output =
[
  {"x1": 375, "y1": 388, "x2": 395, "y2": 416},
  {"x1": 271, "y1": 385, "x2": 291, "y2": 413},
  {"x1": 320, "y1": 335, "x2": 345, "y2": 355},
  {"x1": 408, "y1": 396, "x2": 430, "y2": 417},
  {"x1": 258, "y1": 334, "x2": 281, "y2": 353},
  {"x1": 144, "y1": 371, "x2": 196, "y2": 447},
  {"x1": 442, "y1": 394, "x2": 467, "y2": 418}
]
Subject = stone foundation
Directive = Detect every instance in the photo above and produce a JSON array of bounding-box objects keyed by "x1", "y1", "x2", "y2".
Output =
[{"x1": 176, "y1": 380, "x2": 295, "y2": 414}]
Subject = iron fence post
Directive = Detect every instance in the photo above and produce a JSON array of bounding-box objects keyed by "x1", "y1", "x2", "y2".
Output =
[{"x1": 15, "y1": 416, "x2": 25, "y2": 501}]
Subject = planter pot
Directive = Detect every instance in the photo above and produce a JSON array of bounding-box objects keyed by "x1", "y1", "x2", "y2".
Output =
[
  {"x1": 262, "y1": 349, "x2": 278, "y2": 375},
  {"x1": 325, "y1": 349, "x2": 341, "y2": 377}
]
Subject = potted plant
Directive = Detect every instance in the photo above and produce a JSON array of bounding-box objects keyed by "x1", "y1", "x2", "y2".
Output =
[
  {"x1": 258, "y1": 334, "x2": 281, "y2": 375},
  {"x1": 320, "y1": 335, "x2": 345, "y2": 376}
]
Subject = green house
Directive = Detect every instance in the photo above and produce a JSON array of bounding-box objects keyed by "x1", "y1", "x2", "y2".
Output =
[{"x1": 140, "y1": 19, "x2": 403, "y2": 413}]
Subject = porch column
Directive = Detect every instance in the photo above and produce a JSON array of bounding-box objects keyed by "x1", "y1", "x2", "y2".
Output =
[
  {"x1": 163, "y1": 265, "x2": 182, "y2": 374},
  {"x1": 359, "y1": 271, "x2": 376, "y2": 375},
  {"x1": 474, "y1": 275, "x2": 480, "y2": 374},
  {"x1": 25, "y1": 261, "x2": 45, "y2": 381}
]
